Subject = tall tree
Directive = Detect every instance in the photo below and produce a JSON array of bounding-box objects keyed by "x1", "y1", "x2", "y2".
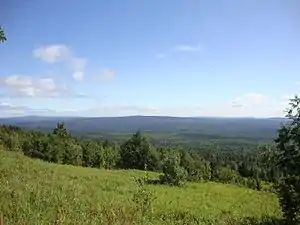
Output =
[
  {"x1": 0, "y1": 27, "x2": 6, "y2": 42},
  {"x1": 53, "y1": 122, "x2": 69, "y2": 138},
  {"x1": 275, "y1": 95, "x2": 300, "y2": 224},
  {"x1": 120, "y1": 131, "x2": 152, "y2": 170}
]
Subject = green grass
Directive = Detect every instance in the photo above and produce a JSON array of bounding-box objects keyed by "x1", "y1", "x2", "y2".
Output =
[{"x1": 0, "y1": 150, "x2": 281, "y2": 224}]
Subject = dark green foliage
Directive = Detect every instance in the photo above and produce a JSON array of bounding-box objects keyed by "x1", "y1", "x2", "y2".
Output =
[
  {"x1": 145, "y1": 147, "x2": 161, "y2": 171},
  {"x1": 179, "y1": 150, "x2": 211, "y2": 181},
  {"x1": 53, "y1": 122, "x2": 70, "y2": 138},
  {"x1": 99, "y1": 144, "x2": 120, "y2": 169},
  {"x1": 0, "y1": 27, "x2": 6, "y2": 42},
  {"x1": 179, "y1": 149, "x2": 194, "y2": 174},
  {"x1": 120, "y1": 131, "x2": 154, "y2": 170},
  {"x1": 258, "y1": 145, "x2": 281, "y2": 183},
  {"x1": 274, "y1": 96, "x2": 300, "y2": 224},
  {"x1": 277, "y1": 176, "x2": 300, "y2": 224},
  {"x1": 62, "y1": 139, "x2": 82, "y2": 166},
  {"x1": 213, "y1": 166, "x2": 240, "y2": 184},
  {"x1": 159, "y1": 152, "x2": 188, "y2": 186},
  {"x1": 81, "y1": 140, "x2": 100, "y2": 167}
]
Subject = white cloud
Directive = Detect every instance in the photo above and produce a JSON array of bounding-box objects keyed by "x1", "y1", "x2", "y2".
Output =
[
  {"x1": 0, "y1": 92, "x2": 294, "y2": 118},
  {"x1": 231, "y1": 93, "x2": 268, "y2": 108},
  {"x1": 83, "y1": 93, "x2": 285, "y2": 118},
  {"x1": 33, "y1": 45, "x2": 70, "y2": 63},
  {"x1": 0, "y1": 102, "x2": 25, "y2": 112},
  {"x1": 0, "y1": 101, "x2": 56, "y2": 116},
  {"x1": 69, "y1": 57, "x2": 87, "y2": 81},
  {"x1": 38, "y1": 78, "x2": 57, "y2": 91},
  {"x1": 98, "y1": 69, "x2": 115, "y2": 82},
  {"x1": 4, "y1": 75, "x2": 32, "y2": 87},
  {"x1": 33, "y1": 45, "x2": 87, "y2": 81},
  {"x1": 69, "y1": 57, "x2": 87, "y2": 71},
  {"x1": 156, "y1": 44, "x2": 202, "y2": 59},
  {"x1": 173, "y1": 44, "x2": 202, "y2": 52},
  {"x1": 72, "y1": 71, "x2": 84, "y2": 82},
  {"x1": 0, "y1": 75, "x2": 85, "y2": 98},
  {"x1": 37, "y1": 101, "x2": 282, "y2": 118}
]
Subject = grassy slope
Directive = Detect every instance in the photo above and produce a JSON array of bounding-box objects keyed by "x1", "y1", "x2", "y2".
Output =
[{"x1": 0, "y1": 150, "x2": 281, "y2": 225}]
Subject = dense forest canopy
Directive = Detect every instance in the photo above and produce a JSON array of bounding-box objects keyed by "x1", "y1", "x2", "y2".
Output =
[{"x1": 0, "y1": 121, "x2": 278, "y2": 190}]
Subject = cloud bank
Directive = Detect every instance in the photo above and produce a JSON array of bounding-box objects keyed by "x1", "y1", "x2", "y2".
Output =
[
  {"x1": 33, "y1": 44, "x2": 87, "y2": 81},
  {"x1": 0, "y1": 93, "x2": 293, "y2": 118},
  {"x1": 0, "y1": 75, "x2": 86, "y2": 98}
]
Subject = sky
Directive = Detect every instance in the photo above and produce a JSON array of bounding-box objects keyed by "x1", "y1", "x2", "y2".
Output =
[{"x1": 0, "y1": 0, "x2": 299, "y2": 117}]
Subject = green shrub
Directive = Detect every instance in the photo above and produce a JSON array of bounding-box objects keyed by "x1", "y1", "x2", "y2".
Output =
[
  {"x1": 159, "y1": 154, "x2": 188, "y2": 186},
  {"x1": 132, "y1": 176, "x2": 156, "y2": 217}
]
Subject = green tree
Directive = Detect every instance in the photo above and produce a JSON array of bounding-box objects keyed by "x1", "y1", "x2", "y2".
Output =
[
  {"x1": 62, "y1": 140, "x2": 82, "y2": 166},
  {"x1": 53, "y1": 122, "x2": 69, "y2": 138},
  {"x1": 179, "y1": 149, "x2": 195, "y2": 174},
  {"x1": 120, "y1": 131, "x2": 152, "y2": 170},
  {"x1": 0, "y1": 27, "x2": 6, "y2": 42},
  {"x1": 98, "y1": 144, "x2": 120, "y2": 169},
  {"x1": 214, "y1": 166, "x2": 240, "y2": 184},
  {"x1": 159, "y1": 151, "x2": 188, "y2": 186},
  {"x1": 81, "y1": 140, "x2": 99, "y2": 167},
  {"x1": 258, "y1": 145, "x2": 281, "y2": 183},
  {"x1": 274, "y1": 95, "x2": 300, "y2": 224}
]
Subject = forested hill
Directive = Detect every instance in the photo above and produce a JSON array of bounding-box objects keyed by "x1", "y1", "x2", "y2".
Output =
[{"x1": 0, "y1": 116, "x2": 286, "y2": 141}]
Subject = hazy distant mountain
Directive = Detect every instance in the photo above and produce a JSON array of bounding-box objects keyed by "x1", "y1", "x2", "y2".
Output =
[{"x1": 0, "y1": 116, "x2": 287, "y2": 141}]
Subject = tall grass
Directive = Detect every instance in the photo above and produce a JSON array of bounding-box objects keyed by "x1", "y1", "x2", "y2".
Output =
[{"x1": 0, "y1": 150, "x2": 281, "y2": 224}]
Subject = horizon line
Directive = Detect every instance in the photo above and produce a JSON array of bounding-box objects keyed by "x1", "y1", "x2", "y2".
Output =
[{"x1": 0, "y1": 115, "x2": 287, "y2": 119}]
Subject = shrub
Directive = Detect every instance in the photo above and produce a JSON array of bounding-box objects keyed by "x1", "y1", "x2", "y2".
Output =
[
  {"x1": 159, "y1": 154, "x2": 188, "y2": 186},
  {"x1": 277, "y1": 176, "x2": 300, "y2": 225},
  {"x1": 132, "y1": 176, "x2": 156, "y2": 217}
]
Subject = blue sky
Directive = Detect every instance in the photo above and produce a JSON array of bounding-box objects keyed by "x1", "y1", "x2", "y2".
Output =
[{"x1": 0, "y1": 0, "x2": 299, "y2": 117}]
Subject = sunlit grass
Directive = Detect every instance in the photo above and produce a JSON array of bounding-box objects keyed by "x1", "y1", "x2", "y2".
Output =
[{"x1": 0, "y1": 150, "x2": 281, "y2": 224}]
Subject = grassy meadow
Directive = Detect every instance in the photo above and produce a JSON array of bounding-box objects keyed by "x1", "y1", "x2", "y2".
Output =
[{"x1": 0, "y1": 150, "x2": 281, "y2": 224}]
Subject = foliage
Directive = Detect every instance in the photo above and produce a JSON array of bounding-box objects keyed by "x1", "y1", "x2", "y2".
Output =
[
  {"x1": 213, "y1": 166, "x2": 240, "y2": 184},
  {"x1": 159, "y1": 152, "x2": 188, "y2": 186},
  {"x1": 277, "y1": 176, "x2": 300, "y2": 224},
  {"x1": 53, "y1": 122, "x2": 70, "y2": 138},
  {"x1": 274, "y1": 95, "x2": 300, "y2": 224},
  {"x1": 132, "y1": 176, "x2": 156, "y2": 217},
  {"x1": 119, "y1": 131, "x2": 153, "y2": 170},
  {"x1": 0, "y1": 26, "x2": 6, "y2": 42}
]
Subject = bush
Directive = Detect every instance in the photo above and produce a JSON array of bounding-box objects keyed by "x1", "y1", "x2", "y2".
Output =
[
  {"x1": 159, "y1": 154, "x2": 188, "y2": 186},
  {"x1": 277, "y1": 176, "x2": 300, "y2": 225},
  {"x1": 132, "y1": 176, "x2": 156, "y2": 217},
  {"x1": 213, "y1": 166, "x2": 240, "y2": 184}
]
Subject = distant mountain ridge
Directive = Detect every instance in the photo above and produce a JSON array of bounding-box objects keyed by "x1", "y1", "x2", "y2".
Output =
[{"x1": 0, "y1": 116, "x2": 288, "y2": 141}]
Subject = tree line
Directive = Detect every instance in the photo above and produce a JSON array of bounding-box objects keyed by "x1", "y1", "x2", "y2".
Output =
[{"x1": 0, "y1": 120, "x2": 277, "y2": 189}]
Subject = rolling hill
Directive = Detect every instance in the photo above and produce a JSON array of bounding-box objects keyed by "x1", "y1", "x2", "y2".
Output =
[
  {"x1": 0, "y1": 116, "x2": 286, "y2": 141},
  {"x1": 0, "y1": 150, "x2": 281, "y2": 224}
]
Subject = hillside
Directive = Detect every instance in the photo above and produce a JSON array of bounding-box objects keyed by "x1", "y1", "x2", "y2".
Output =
[{"x1": 0, "y1": 150, "x2": 281, "y2": 225}]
